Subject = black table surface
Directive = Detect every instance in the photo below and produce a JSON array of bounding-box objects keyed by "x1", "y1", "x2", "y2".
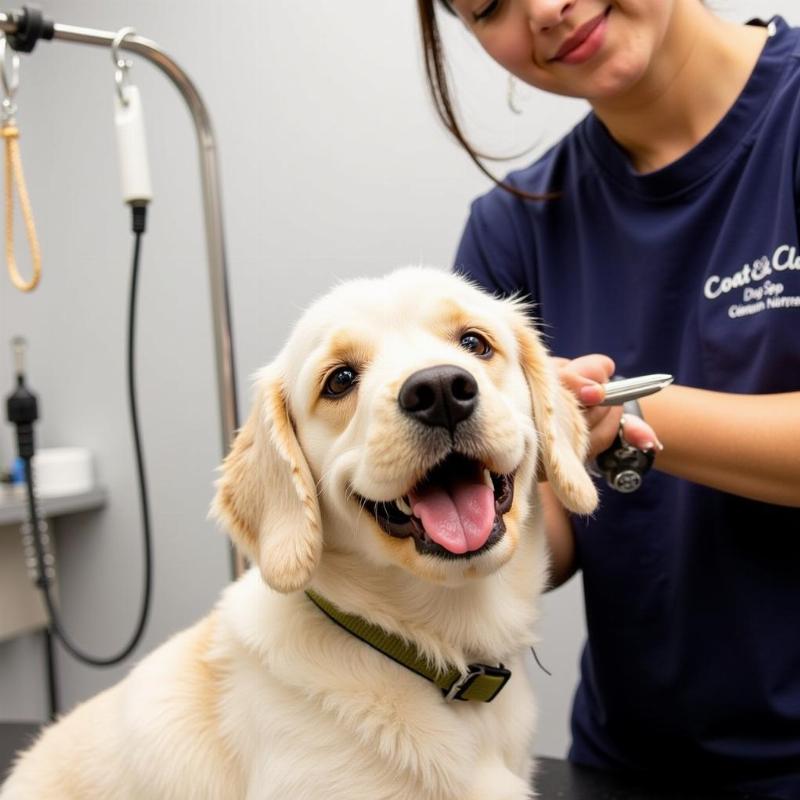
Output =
[{"x1": 0, "y1": 721, "x2": 772, "y2": 798}]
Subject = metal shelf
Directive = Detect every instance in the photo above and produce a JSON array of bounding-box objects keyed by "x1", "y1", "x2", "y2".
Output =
[{"x1": 0, "y1": 487, "x2": 106, "y2": 527}]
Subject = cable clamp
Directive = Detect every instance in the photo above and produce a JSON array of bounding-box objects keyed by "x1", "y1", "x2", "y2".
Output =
[{"x1": 7, "y1": 6, "x2": 55, "y2": 54}]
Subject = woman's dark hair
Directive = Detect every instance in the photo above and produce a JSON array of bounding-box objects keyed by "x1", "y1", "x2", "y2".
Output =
[{"x1": 417, "y1": 0, "x2": 549, "y2": 200}]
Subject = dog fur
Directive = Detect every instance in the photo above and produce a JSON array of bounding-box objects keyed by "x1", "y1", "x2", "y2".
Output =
[{"x1": 1, "y1": 267, "x2": 597, "y2": 800}]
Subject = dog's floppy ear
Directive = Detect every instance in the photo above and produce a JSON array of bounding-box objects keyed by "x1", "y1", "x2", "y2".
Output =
[
  {"x1": 509, "y1": 307, "x2": 598, "y2": 515},
  {"x1": 212, "y1": 364, "x2": 323, "y2": 593}
]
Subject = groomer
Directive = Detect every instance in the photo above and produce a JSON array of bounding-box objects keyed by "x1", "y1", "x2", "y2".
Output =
[{"x1": 416, "y1": 1, "x2": 800, "y2": 797}]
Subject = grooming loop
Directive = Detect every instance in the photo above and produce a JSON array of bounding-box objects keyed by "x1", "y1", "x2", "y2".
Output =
[{"x1": 0, "y1": 33, "x2": 40, "y2": 292}]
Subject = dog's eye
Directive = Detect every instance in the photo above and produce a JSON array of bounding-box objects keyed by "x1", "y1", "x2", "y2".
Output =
[
  {"x1": 460, "y1": 331, "x2": 493, "y2": 358},
  {"x1": 323, "y1": 367, "x2": 358, "y2": 398}
]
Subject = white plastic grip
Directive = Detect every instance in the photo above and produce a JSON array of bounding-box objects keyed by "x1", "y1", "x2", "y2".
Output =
[{"x1": 114, "y1": 84, "x2": 153, "y2": 205}]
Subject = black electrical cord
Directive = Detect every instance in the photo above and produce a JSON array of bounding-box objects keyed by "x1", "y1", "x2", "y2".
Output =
[
  {"x1": 43, "y1": 629, "x2": 58, "y2": 721},
  {"x1": 10, "y1": 205, "x2": 153, "y2": 668}
]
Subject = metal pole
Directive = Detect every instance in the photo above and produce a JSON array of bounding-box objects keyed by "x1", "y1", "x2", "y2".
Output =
[{"x1": 0, "y1": 12, "x2": 245, "y2": 578}]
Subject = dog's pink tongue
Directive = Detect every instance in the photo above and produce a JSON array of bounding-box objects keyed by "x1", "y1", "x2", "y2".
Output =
[{"x1": 409, "y1": 481, "x2": 495, "y2": 554}]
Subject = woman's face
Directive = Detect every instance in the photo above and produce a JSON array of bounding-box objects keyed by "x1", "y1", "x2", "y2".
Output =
[{"x1": 448, "y1": 0, "x2": 682, "y2": 103}]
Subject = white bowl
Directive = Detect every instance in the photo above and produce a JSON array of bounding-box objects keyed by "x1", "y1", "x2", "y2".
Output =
[{"x1": 32, "y1": 448, "x2": 94, "y2": 496}]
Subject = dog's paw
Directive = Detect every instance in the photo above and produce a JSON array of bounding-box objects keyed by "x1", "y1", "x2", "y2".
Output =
[{"x1": 467, "y1": 760, "x2": 532, "y2": 800}]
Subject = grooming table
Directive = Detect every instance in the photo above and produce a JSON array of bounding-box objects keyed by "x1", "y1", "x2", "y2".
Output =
[
  {"x1": 0, "y1": 722, "x2": 772, "y2": 797},
  {"x1": 535, "y1": 754, "x2": 771, "y2": 799}
]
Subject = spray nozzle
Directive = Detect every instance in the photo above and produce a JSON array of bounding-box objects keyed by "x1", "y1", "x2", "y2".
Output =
[
  {"x1": 6, "y1": 336, "x2": 38, "y2": 458},
  {"x1": 11, "y1": 335, "x2": 27, "y2": 379}
]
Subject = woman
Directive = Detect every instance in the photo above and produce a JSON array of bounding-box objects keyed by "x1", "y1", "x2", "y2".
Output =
[{"x1": 416, "y1": 1, "x2": 800, "y2": 797}]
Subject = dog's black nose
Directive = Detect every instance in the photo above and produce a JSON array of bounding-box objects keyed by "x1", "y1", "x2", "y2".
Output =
[{"x1": 398, "y1": 365, "x2": 478, "y2": 433}]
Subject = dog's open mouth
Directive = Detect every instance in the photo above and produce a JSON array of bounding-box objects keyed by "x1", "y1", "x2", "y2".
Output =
[{"x1": 358, "y1": 453, "x2": 515, "y2": 559}]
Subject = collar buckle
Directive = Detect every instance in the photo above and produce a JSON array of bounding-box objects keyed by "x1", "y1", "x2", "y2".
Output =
[{"x1": 443, "y1": 663, "x2": 512, "y2": 703}]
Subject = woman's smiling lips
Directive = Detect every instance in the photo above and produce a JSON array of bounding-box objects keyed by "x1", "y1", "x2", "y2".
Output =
[{"x1": 549, "y1": 8, "x2": 610, "y2": 65}]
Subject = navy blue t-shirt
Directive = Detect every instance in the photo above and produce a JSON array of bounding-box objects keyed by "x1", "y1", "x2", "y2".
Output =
[{"x1": 455, "y1": 17, "x2": 800, "y2": 799}]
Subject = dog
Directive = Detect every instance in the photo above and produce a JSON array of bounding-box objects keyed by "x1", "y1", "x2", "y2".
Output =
[{"x1": 1, "y1": 267, "x2": 597, "y2": 800}]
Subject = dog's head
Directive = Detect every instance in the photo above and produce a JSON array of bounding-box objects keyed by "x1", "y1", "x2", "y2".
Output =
[{"x1": 213, "y1": 267, "x2": 597, "y2": 592}]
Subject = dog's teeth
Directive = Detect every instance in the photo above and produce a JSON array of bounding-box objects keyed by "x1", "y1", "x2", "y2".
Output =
[
  {"x1": 483, "y1": 469, "x2": 494, "y2": 490},
  {"x1": 395, "y1": 497, "x2": 413, "y2": 516}
]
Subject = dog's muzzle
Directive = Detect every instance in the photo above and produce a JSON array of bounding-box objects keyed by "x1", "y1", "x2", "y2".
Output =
[{"x1": 358, "y1": 452, "x2": 515, "y2": 559}]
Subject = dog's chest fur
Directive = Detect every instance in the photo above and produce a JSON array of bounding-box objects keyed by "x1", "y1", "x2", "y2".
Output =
[
  {"x1": 3, "y1": 571, "x2": 538, "y2": 800},
  {"x1": 203, "y1": 570, "x2": 539, "y2": 800}
]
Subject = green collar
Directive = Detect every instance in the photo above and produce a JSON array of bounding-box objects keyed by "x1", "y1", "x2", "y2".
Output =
[{"x1": 305, "y1": 589, "x2": 511, "y2": 703}]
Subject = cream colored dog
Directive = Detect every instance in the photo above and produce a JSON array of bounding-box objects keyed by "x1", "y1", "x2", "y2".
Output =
[{"x1": 1, "y1": 267, "x2": 597, "y2": 800}]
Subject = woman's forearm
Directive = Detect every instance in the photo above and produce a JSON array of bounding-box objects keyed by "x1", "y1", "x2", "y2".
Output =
[
  {"x1": 540, "y1": 376, "x2": 799, "y2": 589},
  {"x1": 641, "y1": 386, "x2": 800, "y2": 507}
]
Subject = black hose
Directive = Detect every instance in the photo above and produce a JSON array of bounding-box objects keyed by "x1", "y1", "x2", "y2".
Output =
[{"x1": 17, "y1": 207, "x2": 153, "y2": 667}]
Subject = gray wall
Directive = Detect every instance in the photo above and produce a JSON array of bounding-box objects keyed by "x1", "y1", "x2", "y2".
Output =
[{"x1": 0, "y1": 0, "x2": 796, "y2": 760}]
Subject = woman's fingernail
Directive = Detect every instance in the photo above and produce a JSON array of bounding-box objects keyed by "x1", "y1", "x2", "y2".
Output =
[{"x1": 579, "y1": 385, "x2": 601, "y2": 403}]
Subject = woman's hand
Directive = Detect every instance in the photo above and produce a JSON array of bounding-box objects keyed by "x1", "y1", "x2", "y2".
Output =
[
  {"x1": 555, "y1": 356, "x2": 800, "y2": 506},
  {"x1": 554, "y1": 354, "x2": 662, "y2": 460},
  {"x1": 541, "y1": 355, "x2": 664, "y2": 590}
]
